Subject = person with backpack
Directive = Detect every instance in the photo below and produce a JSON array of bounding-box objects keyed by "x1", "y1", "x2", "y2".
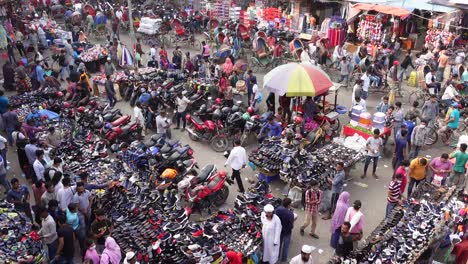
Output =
[{"x1": 45, "y1": 158, "x2": 63, "y2": 182}]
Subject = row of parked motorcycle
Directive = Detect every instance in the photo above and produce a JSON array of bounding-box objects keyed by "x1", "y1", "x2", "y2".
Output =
[{"x1": 119, "y1": 69, "x2": 275, "y2": 152}]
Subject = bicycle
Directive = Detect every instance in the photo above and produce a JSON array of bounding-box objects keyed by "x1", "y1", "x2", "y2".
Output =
[{"x1": 408, "y1": 88, "x2": 431, "y2": 108}]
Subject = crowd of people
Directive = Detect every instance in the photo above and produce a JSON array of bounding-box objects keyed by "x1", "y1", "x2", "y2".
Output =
[{"x1": 0, "y1": 2, "x2": 468, "y2": 264}]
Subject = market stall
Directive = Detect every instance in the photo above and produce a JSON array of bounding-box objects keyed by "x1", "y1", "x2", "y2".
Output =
[
  {"x1": 78, "y1": 45, "x2": 108, "y2": 73},
  {"x1": 249, "y1": 137, "x2": 364, "y2": 193},
  {"x1": 337, "y1": 183, "x2": 457, "y2": 263}
]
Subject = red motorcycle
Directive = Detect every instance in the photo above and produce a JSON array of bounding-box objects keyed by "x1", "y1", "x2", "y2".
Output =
[
  {"x1": 185, "y1": 164, "x2": 230, "y2": 209},
  {"x1": 101, "y1": 118, "x2": 142, "y2": 144},
  {"x1": 185, "y1": 111, "x2": 229, "y2": 152}
]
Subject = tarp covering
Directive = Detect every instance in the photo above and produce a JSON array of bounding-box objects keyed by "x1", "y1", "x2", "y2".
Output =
[
  {"x1": 351, "y1": 3, "x2": 411, "y2": 18},
  {"x1": 352, "y1": 0, "x2": 456, "y2": 13}
]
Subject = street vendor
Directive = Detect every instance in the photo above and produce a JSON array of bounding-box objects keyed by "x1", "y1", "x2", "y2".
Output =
[{"x1": 258, "y1": 116, "x2": 282, "y2": 142}]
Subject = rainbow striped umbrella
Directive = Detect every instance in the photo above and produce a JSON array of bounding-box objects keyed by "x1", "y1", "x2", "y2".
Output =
[{"x1": 263, "y1": 62, "x2": 333, "y2": 97}]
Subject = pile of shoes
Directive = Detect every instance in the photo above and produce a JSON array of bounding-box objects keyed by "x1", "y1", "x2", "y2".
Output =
[
  {"x1": 249, "y1": 137, "x2": 289, "y2": 173},
  {"x1": 309, "y1": 143, "x2": 364, "y2": 169},
  {"x1": 343, "y1": 183, "x2": 455, "y2": 264},
  {"x1": 94, "y1": 180, "x2": 271, "y2": 263},
  {"x1": 0, "y1": 202, "x2": 45, "y2": 263},
  {"x1": 9, "y1": 86, "x2": 61, "y2": 108},
  {"x1": 55, "y1": 140, "x2": 125, "y2": 185},
  {"x1": 250, "y1": 139, "x2": 363, "y2": 189}
]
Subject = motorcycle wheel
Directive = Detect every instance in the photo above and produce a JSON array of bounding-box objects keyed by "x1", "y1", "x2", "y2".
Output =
[
  {"x1": 188, "y1": 131, "x2": 199, "y2": 141},
  {"x1": 330, "y1": 119, "x2": 341, "y2": 132},
  {"x1": 210, "y1": 135, "x2": 229, "y2": 152},
  {"x1": 213, "y1": 185, "x2": 229, "y2": 206}
]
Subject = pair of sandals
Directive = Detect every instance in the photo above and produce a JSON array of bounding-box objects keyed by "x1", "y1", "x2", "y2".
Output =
[{"x1": 299, "y1": 228, "x2": 319, "y2": 239}]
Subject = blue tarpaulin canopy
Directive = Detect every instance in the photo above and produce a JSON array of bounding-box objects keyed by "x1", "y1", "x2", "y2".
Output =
[{"x1": 352, "y1": 0, "x2": 457, "y2": 13}]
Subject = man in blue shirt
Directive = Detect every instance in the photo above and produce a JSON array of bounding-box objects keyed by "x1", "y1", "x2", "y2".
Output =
[
  {"x1": 393, "y1": 130, "x2": 408, "y2": 170},
  {"x1": 323, "y1": 162, "x2": 345, "y2": 220},
  {"x1": 259, "y1": 116, "x2": 282, "y2": 142},
  {"x1": 36, "y1": 62, "x2": 45, "y2": 86},
  {"x1": 275, "y1": 198, "x2": 295, "y2": 262},
  {"x1": 439, "y1": 102, "x2": 460, "y2": 144},
  {"x1": 7, "y1": 178, "x2": 32, "y2": 220},
  {"x1": 0, "y1": 90, "x2": 9, "y2": 114},
  {"x1": 404, "y1": 116, "x2": 416, "y2": 155}
]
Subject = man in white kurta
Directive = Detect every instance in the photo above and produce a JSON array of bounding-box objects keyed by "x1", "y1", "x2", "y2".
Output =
[{"x1": 261, "y1": 204, "x2": 282, "y2": 264}]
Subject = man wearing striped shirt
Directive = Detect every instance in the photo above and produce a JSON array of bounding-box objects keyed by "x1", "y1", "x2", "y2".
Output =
[{"x1": 386, "y1": 173, "x2": 404, "y2": 218}]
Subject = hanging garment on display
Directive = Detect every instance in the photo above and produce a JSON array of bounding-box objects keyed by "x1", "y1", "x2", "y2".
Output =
[{"x1": 357, "y1": 19, "x2": 382, "y2": 41}]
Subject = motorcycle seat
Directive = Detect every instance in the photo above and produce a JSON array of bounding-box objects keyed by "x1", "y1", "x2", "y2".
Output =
[
  {"x1": 160, "y1": 144, "x2": 173, "y2": 154},
  {"x1": 105, "y1": 108, "x2": 120, "y2": 115},
  {"x1": 103, "y1": 112, "x2": 120, "y2": 121},
  {"x1": 151, "y1": 133, "x2": 164, "y2": 143},
  {"x1": 196, "y1": 164, "x2": 215, "y2": 183},
  {"x1": 192, "y1": 116, "x2": 204, "y2": 126},
  {"x1": 121, "y1": 121, "x2": 136, "y2": 133},
  {"x1": 111, "y1": 115, "x2": 129, "y2": 126},
  {"x1": 189, "y1": 93, "x2": 201, "y2": 101},
  {"x1": 166, "y1": 139, "x2": 179, "y2": 147},
  {"x1": 206, "y1": 175, "x2": 222, "y2": 190},
  {"x1": 168, "y1": 151, "x2": 181, "y2": 161}
]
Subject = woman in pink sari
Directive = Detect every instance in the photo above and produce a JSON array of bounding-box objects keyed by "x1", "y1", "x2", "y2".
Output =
[
  {"x1": 100, "y1": 237, "x2": 121, "y2": 264},
  {"x1": 223, "y1": 58, "x2": 233, "y2": 76},
  {"x1": 344, "y1": 200, "x2": 364, "y2": 248},
  {"x1": 329, "y1": 191, "x2": 350, "y2": 248}
]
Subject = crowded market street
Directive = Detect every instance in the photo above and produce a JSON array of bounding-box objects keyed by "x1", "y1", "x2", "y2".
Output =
[{"x1": 0, "y1": 0, "x2": 467, "y2": 263}]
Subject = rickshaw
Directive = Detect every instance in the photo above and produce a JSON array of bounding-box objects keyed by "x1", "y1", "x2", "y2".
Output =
[
  {"x1": 236, "y1": 24, "x2": 250, "y2": 42},
  {"x1": 213, "y1": 44, "x2": 232, "y2": 63},
  {"x1": 83, "y1": 4, "x2": 96, "y2": 17},
  {"x1": 250, "y1": 36, "x2": 276, "y2": 71},
  {"x1": 208, "y1": 18, "x2": 219, "y2": 33},
  {"x1": 172, "y1": 18, "x2": 183, "y2": 29},
  {"x1": 170, "y1": 24, "x2": 195, "y2": 48},
  {"x1": 51, "y1": 4, "x2": 66, "y2": 19},
  {"x1": 289, "y1": 38, "x2": 305, "y2": 61},
  {"x1": 93, "y1": 12, "x2": 107, "y2": 39},
  {"x1": 215, "y1": 31, "x2": 226, "y2": 48}
]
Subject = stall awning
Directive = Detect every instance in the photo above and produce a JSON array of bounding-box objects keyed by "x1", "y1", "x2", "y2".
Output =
[
  {"x1": 351, "y1": 0, "x2": 457, "y2": 13},
  {"x1": 351, "y1": 3, "x2": 411, "y2": 18}
]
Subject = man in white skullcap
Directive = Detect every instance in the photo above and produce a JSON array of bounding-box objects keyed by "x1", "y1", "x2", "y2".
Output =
[
  {"x1": 123, "y1": 251, "x2": 140, "y2": 264},
  {"x1": 261, "y1": 204, "x2": 282, "y2": 264},
  {"x1": 289, "y1": 245, "x2": 313, "y2": 264}
]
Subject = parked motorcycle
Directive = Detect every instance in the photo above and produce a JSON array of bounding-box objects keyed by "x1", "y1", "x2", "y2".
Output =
[
  {"x1": 101, "y1": 120, "x2": 142, "y2": 144},
  {"x1": 185, "y1": 110, "x2": 229, "y2": 152},
  {"x1": 185, "y1": 164, "x2": 230, "y2": 210}
]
